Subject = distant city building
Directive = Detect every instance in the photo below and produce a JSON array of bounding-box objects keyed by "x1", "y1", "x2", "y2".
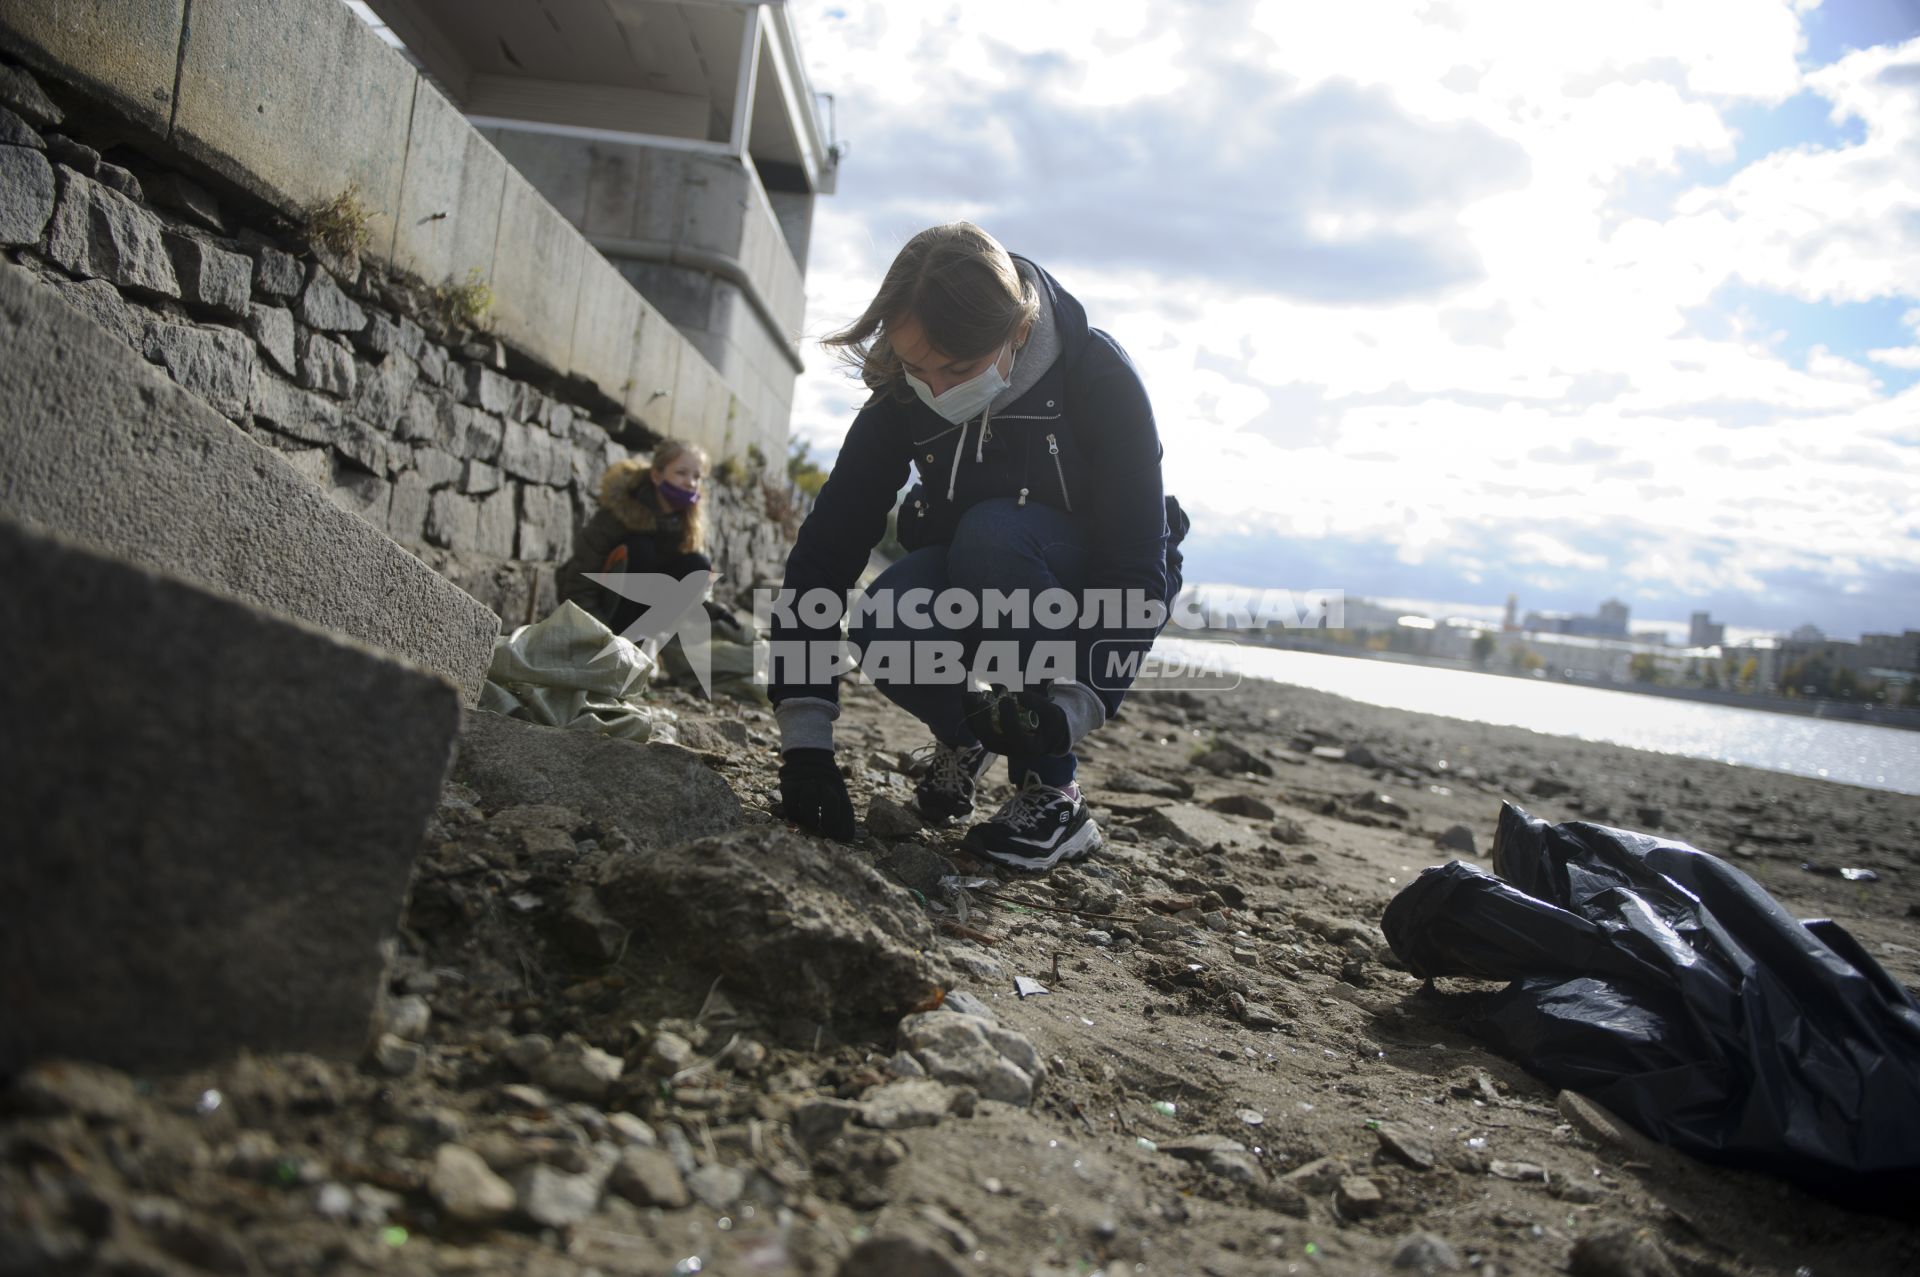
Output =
[
  {"x1": 1689, "y1": 611, "x2": 1726, "y2": 648},
  {"x1": 1596, "y1": 599, "x2": 1630, "y2": 638},
  {"x1": 1503, "y1": 593, "x2": 1517, "y2": 632},
  {"x1": 1862, "y1": 629, "x2": 1920, "y2": 675},
  {"x1": 1520, "y1": 598, "x2": 1630, "y2": 639},
  {"x1": 1789, "y1": 623, "x2": 1825, "y2": 642}
]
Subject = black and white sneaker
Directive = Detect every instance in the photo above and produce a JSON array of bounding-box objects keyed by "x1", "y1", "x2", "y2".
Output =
[
  {"x1": 913, "y1": 738, "x2": 995, "y2": 821},
  {"x1": 964, "y1": 776, "x2": 1102, "y2": 873}
]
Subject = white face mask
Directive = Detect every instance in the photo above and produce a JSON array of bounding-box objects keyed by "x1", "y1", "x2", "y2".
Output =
[{"x1": 905, "y1": 341, "x2": 1014, "y2": 425}]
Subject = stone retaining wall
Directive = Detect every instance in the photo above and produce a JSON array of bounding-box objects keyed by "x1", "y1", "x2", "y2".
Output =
[{"x1": 0, "y1": 56, "x2": 799, "y2": 626}]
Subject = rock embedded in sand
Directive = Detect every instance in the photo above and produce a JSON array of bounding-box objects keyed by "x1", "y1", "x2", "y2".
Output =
[
  {"x1": 1392, "y1": 1230, "x2": 1463, "y2": 1273},
  {"x1": 609, "y1": 1146, "x2": 689, "y2": 1208},
  {"x1": 532, "y1": 1042, "x2": 623, "y2": 1101},
  {"x1": 897, "y1": 1012, "x2": 1042, "y2": 1105},
  {"x1": 857, "y1": 1078, "x2": 959, "y2": 1129},
  {"x1": 1567, "y1": 1224, "x2": 1682, "y2": 1277},
  {"x1": 595, "y1": 829, "x2": 943, "y2": 1036},
  {"x1": 1434, "y1": 824, "x2": 1477, "y2": 854},
  {"x1": 514, "y1": 1164, "x2": 601, "y2": 1229},
  {"x1": 838, "y1": 1236, "x2": 966, "y2": 1277},
  {"x1": 1336, "y1": 1174, "x2": 1384, "y2": 1216},
  {"x1": 1137, "y1": 804, "x2": 1256, "y2": 849},
  {"x1": 430, "y1": 1144, "x2": 516, "y2": 1224},
  {"x1": 865, "y1": 796, "x2": 924, "y2": 838},
  {"x1": 1375, "y1": 1120, "x2": 1436, "y2": 1170}
]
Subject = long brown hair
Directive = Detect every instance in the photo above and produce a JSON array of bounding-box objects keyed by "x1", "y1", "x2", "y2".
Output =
[
  {"x1": 823, "y1": 222, "x2": 1038, "y2": 400},
  {"x1": 648, "y1": 438, "x2": 706, "y2": 555}
]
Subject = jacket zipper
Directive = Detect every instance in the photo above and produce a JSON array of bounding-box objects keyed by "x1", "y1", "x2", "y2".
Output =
[{"x1": 1046, "y1": 433, "x2": 1072, "y2": 511}]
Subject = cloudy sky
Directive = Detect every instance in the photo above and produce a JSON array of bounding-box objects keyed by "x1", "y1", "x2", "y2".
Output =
[{"x1": 784, "y1": 0, "x2": 1920, "y2": 642}]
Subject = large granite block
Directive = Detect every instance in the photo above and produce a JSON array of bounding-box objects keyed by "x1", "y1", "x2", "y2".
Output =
[
  {"x1": 0, "y1": 0, "x2": 185, "y2": 134},
  {"x1": 0, "y1": 515, "x2": 460, "y2": 1073},
  {"x1": 391, "y1": 78, "x2": 507, "y2": 287},
  {"x1": 486, "y1": 165, "x2": 583, "y2": 375},
  {"x1": 568, "y1": 247, "x2": 643, "y2": 408},
  {"x1": 624, "y1": 304, "x2": 682, "y2": 433}
]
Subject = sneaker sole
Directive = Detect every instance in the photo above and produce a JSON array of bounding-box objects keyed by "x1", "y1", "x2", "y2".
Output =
[{"x1": 969, "y1": 819, "x2": 1103, "y2": 874}]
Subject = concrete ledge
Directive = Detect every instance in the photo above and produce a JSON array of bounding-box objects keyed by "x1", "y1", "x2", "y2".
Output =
[
  {"x1": 0, "y1": 0, "x2": 185, "y2": 135},
  {"x1": 391, "y1": 76, "x2": 507, "y2": 289},
  {"x1": 171, "y1": 0, "x2": 413, "y2": 245},
  {"x1": 487, "y1": 164, "x2": 583, "y2": 376},
  {"x1": 0, "y1": 261, "x2": 500, "y2": 702},
  {"x1": 0, "y1": 514, "x2": 461, "y2": 1073},
  {"x1": 568, "y1": 246, "x2": 642, "y2": 403}
]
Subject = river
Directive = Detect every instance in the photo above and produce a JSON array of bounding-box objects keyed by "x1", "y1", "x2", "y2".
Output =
[{"x1": 1152, "y1": 637, "x2": 1920, "y2": 796}]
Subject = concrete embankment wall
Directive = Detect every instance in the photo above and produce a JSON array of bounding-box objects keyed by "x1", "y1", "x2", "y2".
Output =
[{"x1": 0, "y1": 9, "x2": 798, "y2": 625}]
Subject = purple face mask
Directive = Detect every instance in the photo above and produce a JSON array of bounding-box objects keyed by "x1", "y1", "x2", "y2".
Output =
[{"x1": 658, "y1": 479, "x2": 700, "y2": 510}]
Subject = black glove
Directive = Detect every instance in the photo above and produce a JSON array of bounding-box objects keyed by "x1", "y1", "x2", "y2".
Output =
[
  {"x1": 961, "y1": 683, "x2": 1073, "y2": 758},
  {"x1": 777, "y1": 748, "x2": 856, "y2": 842}
]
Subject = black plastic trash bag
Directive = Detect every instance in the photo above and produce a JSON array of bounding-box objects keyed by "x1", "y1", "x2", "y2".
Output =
[{"x1": 1382, "y1": 802, "x2": 1920, "y2": 1192}]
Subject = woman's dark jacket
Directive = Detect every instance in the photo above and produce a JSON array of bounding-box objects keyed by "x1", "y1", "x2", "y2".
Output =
[{"x1": 769, "y1": 257, "x2": 1184, "y2": 717}]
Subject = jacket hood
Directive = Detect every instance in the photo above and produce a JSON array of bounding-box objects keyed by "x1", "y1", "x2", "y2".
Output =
[
  {"x1": 1010, "y1": 253, "x2": 1090, "y2": 362},
  {"x1": 599, "y1": 457, "x2": 661, "y2": 532}
]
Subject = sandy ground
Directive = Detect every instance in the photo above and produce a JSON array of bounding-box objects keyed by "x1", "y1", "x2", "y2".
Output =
[{"x1": 5, "y1": 673, "x2": 1917, "y2": 1276}]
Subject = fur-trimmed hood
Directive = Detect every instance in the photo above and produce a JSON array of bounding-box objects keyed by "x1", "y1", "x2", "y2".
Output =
[{"x1": 598, "y1": 457, "x2": 663, "y2": 532}]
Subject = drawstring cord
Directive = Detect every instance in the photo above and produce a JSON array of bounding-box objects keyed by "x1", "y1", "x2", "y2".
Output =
[{"x1": 943, "y1": 344, "x2": 1015, "y2": 501}]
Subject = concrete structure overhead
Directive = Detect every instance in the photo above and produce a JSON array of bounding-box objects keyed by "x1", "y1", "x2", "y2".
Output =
[{"x1": 362, "y1": 0, "x2": 837, "y2": 452}]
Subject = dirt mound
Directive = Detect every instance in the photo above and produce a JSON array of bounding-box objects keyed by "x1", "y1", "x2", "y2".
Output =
[{"x1": 596, "y1": 827, "x2": 946, "y2": 1041}]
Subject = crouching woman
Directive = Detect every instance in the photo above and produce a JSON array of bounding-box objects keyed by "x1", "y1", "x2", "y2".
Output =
[{"x1": 770, "y1": 222, "x2": 1185, "y2": 871}]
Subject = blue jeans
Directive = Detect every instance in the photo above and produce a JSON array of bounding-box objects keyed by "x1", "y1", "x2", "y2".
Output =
[{"x1": 849, "y1": 498, "x2": 1089, "y2": 788}]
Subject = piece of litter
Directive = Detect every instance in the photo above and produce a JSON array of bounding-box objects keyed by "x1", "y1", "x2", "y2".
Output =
[
  {"x1": 1236, "y1": 1109, "x2": 1265, "y2": 1126},
  {"x1": 1014, "y1": 976, "x2": 1050, "y2": 999},
  {"x1": 1151, "y1": 1100, "x2": 1177, "y2": 1117},
  {"x1": 1135, "y1": 1137, "x2": 1158, "y2": 1152}
]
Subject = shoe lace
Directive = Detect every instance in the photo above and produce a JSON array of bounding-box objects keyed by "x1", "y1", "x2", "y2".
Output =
[
  {"x1": 991, "y1": 774, "x2": 1059, "y2": 831},
  {"x1": 915, "y1": 740, "x2": 978, "y2": 793}
]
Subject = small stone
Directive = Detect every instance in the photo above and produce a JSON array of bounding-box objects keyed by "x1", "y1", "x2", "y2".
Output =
[
  {"x1": 503, "y1": 1034, "x2": 554, "y2": 1074},
  {"x1": 1375, "y1": 1120, "x2": 1435, "y2": 1170},
  {"x1": 1239, "y1": 1002, "x2": 1282, "y2": 1030},
  {"x1": 147, "y1": 171, "x2": 223, "y2": 231},
  {"x1": 11, "y1": 1059, "x2": 138, "y2": 1121},
  {"x1": 95, "y1": 162, "x2": 141, "y2": 201},
  {"x1": 837, "y1": 1237, "x2": 965, "y2": 1277},
  {"x1": 940, "y1": 990, "x2": 994, "y2": 1020},
  {"x1": 371, "y1": 1032, "x2": 422, "y2": 1077},
  {"x1": 0, "y1": 65, "x2": 61, "y2": 126},
  {"x1": 430, "y1": 1144, "x2": 516, "y2": 1224},
  {"x1": 166, "y1": 234, "x2": 251, "y2": 319},
  {"x1": 1159, "y1": 1134, "x2": 1246, "y2": 1164},
  {"x1": 685, "y1": 1163, "x2": 746, "y2": 1211},
  {"x1": 514, "y1": 1164, "x2": 601, "y2": 1229},
  {"x1": 645, "y1": 1031, "x2": 697, "y2": 1076},
  {"x1": 0, "y1": 104, "x2": 42, "y2": 148},
  {"x1": 251, "y1": 245, "x2": 302, "y2": 297},
  {"x1": 298, "y1": 332, "x2": 356, "y2": 397},
  {"x1": 857, "y1": 1078, "x2": 957, "y2": 1130},
  {"x1": 885, "y1": 1050, "x2": 926, "y2": 1078},
  {"x1": 865, "y1": 796, "x2": 924, "y2": 839},
  {"x1": 1488, "y1": 1159, "x2": 1547, "y2": 1181},
  {"x1": 1269, "y1": 817, "x2": 1308, "y2": 844},
  {"x1": 1208, "y1": 793, "x2": 1276, "y2": 819},
  {"x1": 725, "y1": 1038, "x2": 769, "y2": 1074},
  {"x1": 532, "y1": 1042, "x2": 623, "y2": 1101},
  {"x1": 46, "y1": 134, "x2": 99, "y2": 175},
  {"x1": 878, "y1": 843, "x2": 956, "y2": 896},
  {"x1": 609, "y1": 1145, "x2": 689, "y2": 1208},
  {"x1": 247, "y1": 303, "x2": 296, "y2": 375},
  {"x1": 548, "y1": 889, "x2": 626, "y2": 963},
  {"x1": 790, "y1": 1098, "x2": 859, "y2": 1151},
  {"x1": 1392, "y1": 1231, "x2": 1463, "y2": 1273},
  {"x1": 608, "y1": 1113, "x2": 657, "y2": 1147},
  {"x1": 1553, "y1": 1178, "x2": 1605, "y2": 1204},
  {"x1": 1280, "y1": 1157, "x2": 1346, "y2": 1195},
  {"x1": 1336, "y1": 1174, "x2": 1383, "y2": 1216},
  {"x1": 298, "y1": 265, "x2": 365, "y2": 332},
  {"x1": 898, "y1": 1011, "x2": 1040, "y2": 1105},
  {"x1": 916, "y1": 1203, "x2": 978, "y2": 1255},
  {"x1": 1567, "y1": 1224, "x2": 1681, "y2": 1277},
  {"x1": 381, "y1": 994, "x2": 432, "y2": 1042},
  {"x1": 498, "y1": 1083, "x2": 550, "y2": 1111},
  {"x1": 1205, "y1": 1147, "x2": 1264, "y2": 1183},
  {"x1": 251, "y1": 367, "x2": 342, "y2": 445},
  {"x1": 1434, "y1": 824, "x2": 1476, "y2": 854}
]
